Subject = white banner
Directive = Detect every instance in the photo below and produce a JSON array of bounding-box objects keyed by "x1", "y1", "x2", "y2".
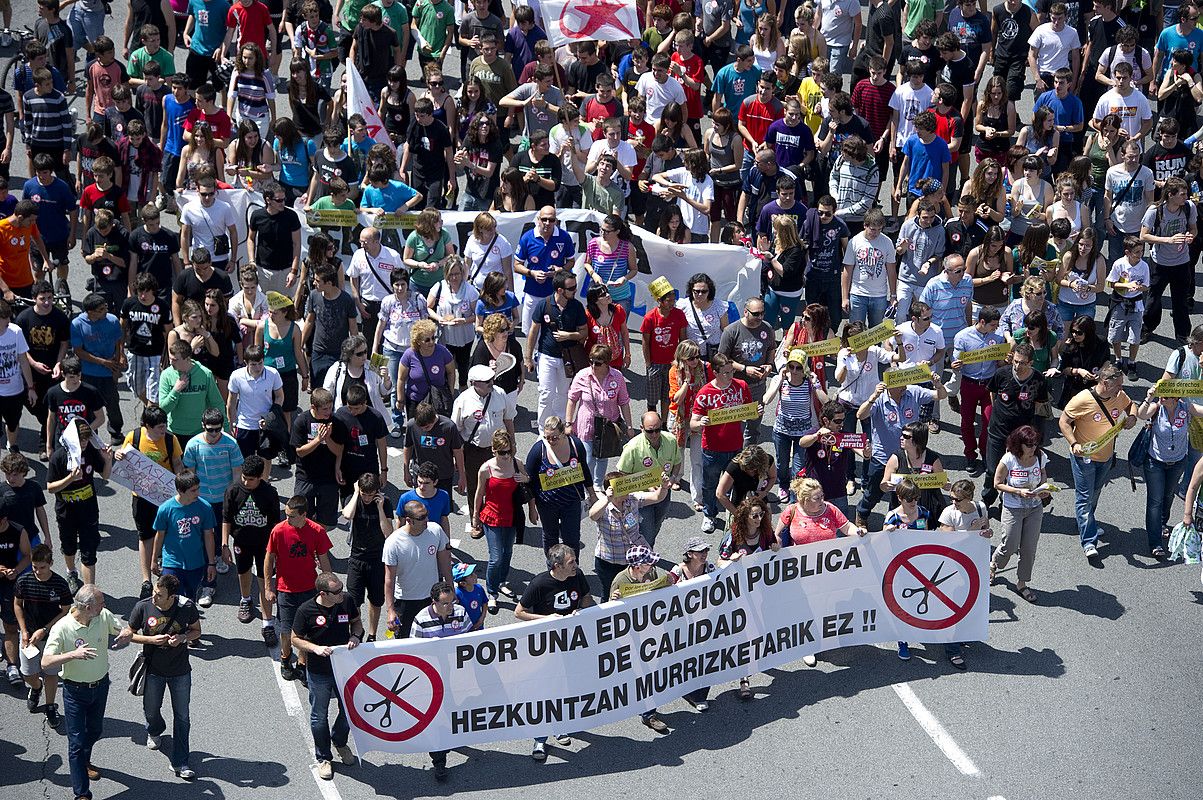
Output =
[
  {"x1": 541, "y1": 0, "x2": 642, "y2": 47},
  {"x1": 346, "y1": 62, "x2": 397, "y2": 154},
  {"x1": 298, "y1": 206, "x2": 758, "y2": 326},
  {"x1": 110, "y1": 446, "x2": 178, "y2": 506},
  {"x1": 332, "y1": 531, "x2": 989, "y2": 755}
]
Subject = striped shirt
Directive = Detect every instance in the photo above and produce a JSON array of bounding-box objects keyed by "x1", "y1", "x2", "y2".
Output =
[
  {"x1": 22, "y1": 89, "x2": 74, "y2": 148},
  {"x1": 920, "y1": 274, "x2": 976, "y2": 337},
  {"x1": 182, "y1": 433, "x2": 246, "y2": 504},
  {"x1": 952, "y1": 326, "x2": 1005, "y2": 381},
  {"x1": 851, "y1": 78, "x2": 895, "y2": 140},
  {"x1": 410, "y1": 603, "x2": 472, "y2": 638},
  {"x1": 773, "y1": 377, "x2": 817, "y2": 437}
]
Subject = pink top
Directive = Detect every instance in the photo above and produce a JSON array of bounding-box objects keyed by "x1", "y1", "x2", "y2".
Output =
[
  {"x1": 780, "y1": 502, "x2": 847, "y2": 547},
  {"x1": 568, "y1": 367, "x2": 630, "y2": 442}
]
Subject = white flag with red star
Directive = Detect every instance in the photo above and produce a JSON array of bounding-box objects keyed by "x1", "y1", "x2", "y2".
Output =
[
  {"x1": 346, "y1": 62, "x2": 396, "y2": 154},
  {"x1": 542, "y1": 0, "x2": 640, "y2": 47}
]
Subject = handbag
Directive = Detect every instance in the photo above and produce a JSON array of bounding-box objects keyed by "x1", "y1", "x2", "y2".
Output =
[
  {"x1": 128, "y1": 652, "x2": 147, "y2": 696},
  {"x1": 1126, "y1": 423, "x2": 1151, "y2": 491},
  {"x1": 587, "y1": 371, "x2": 626, "y2": 458},
  {"x1": 544, "y1": 297, "x2": 587, "y2": 378},
  {"x1": 417, "y1": 351, "x2": 453, "y2": 415}
]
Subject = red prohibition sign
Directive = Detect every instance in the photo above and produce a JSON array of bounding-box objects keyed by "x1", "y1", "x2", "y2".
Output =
[
  {"x1": 882, "y1": 544, "x2": 980, "y2": 630},
  {"x1": 343, "y1": 654, "x2": 445, "y2": 742}
]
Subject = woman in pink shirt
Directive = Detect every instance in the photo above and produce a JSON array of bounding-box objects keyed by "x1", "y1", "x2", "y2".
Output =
[
  {"x1": 778, "y1": 476, "x2": 866, "y2": 547},
  {"x1": 565, "y1": 344, "x2": 635, "y2": 491}
]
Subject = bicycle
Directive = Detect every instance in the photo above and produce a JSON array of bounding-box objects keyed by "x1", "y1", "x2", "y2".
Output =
[{"x1": 0, "y1": 27, "x2": 40, "y2": 95}]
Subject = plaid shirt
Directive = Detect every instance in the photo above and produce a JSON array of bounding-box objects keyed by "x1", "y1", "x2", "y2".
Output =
[{"x1": 594, "y1": 495, "x2": 648, "y2": 565}]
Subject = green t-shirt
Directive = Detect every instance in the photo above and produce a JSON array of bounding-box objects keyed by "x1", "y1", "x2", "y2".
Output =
[
  {"x1": 44, "y1": 608, "x2": 124, "y2": 684},
  {"x1": 129, "y1": 46, "x2": 177, "y2": 79},
  {"x1": 373, "y1": 0, "x2": 411, "y2": 48},
  {"x1": 413, "y1": 0, "x2": 455, "y2": 53},
  {"x1": 405, "y1": 229, "x2": 451, "y2": 290},
  {"x1": 340, "y1": 0, "x2": 374, "y2": 30},
  {"x1": 902, "y1": 0, "x2": 938, "y2": 39},
  {"x1": 312, "y1": 196, "x2": 357, "y2": 211}
]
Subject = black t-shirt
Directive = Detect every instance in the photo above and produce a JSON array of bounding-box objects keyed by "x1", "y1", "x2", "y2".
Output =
[
  {"x1": 334, "y1": 405, "x2": 387, "y2": 477},
  {"x1": 44, "y1": 382, "x2": 105, "y2": 443},
  {"x1": 173, "y1": 267, "x2": 233, "y2": 306},
  {"x1": 292, "y1": 596, "x2": 359, "y2": 674},
  {"x1": 223, "y1": 480, "x2": 282, "y2": 540},
  {"x1": 1142, "y1": 142, "x2": 1191, "y2": 186},
  {"x1": 14, "y1": 570, "x2": 71, "y2": 630},
  {"x1": 120, "y1": 296, "x2": 172, "y2": 357},
  {"x1": 534, "y1": 297, "x2": 586, "y2": 358},
  {"x1": 290, "y1": 410, "x2": 348, "y2": 484},
  {"x1": 992, "y1": 3, "x2": 1035, "y2": 63},
  {"x1": 249, "y1": 207, "x2": 301, "y2": 271},
  {"x1": 830, "y1": 114, "x2": 874, "y2": 151},
  {"x1": 464, "y1": 138, "x2": 506, "y2": 200},
  {"x1": 405, "y1": 119, "x2": 453, "y2": 186},
  {"x1": 987, "y1": 367, "x2": 1050, "y2": 432},
  {"x1": 898, "y1": 43, "x2": 943, "y2": 87},
  {"x1": 0, "y1": 520, "x2": 26, "y2": 569},
  {"x1": 519, "y1": 569, "x2": 592, "y2": 615},
  {"x1": 807, "y1": 215, "x2": 851, "y2": 275},
  {"x1": 940, "y1": 54, "x2": 976, "y2": 108},
  {"x1": 403, "y1": 416, "x2": 463, "y2": 483},
  {"x1": 353, "y1": 24, "x2": 397, "y2": 81},
  {"x1": 128, "y1": 596, "x2": 201, "y2": 677},
  {"x1": 15, "y1": 306, "x2": 70, "y2": 369},
  {"x1": 568, "y1": 59, "x2": 608, "y2": 96},
  {"x1": 723, "y1": 461, "x2": 771, "y2": 507},
  {"x1": 304, "y1": 289, "x2": 360, "y2": 357},
  {"x1": 47, "y1": 445, "x2": 105, "y2": 522},
  {"x1": 34, "y1": 18, "x2": 75, "y2": 79},
  {"x1": 312, "y1": 149, "x2": 359, "y2": 200},
  {"x1": 469, "y1": 336, "x2": 523, "y2": 394},
  {"x1": 944, "y1": 218, "x2": 987, "y2": 258},
  {"x1": 130, "y1": 226, "x2": 180, "y2": 297},
  {"x1": 85, "y1": 226, "x2": 131, "y2": 284},
  {"x1": 0, "y1": 481, "x2": 47, "y2": 540},
  {"x1": 510, "y1": 149, "x2": 562, "y2": 208},
  {"x1": 1085, "y1": 14, "x2": 1126, "y2": 70},
  {"x1": 76, "y1": 134, "x2": 119, "y2": 181},
  {"x1": 856, "y1": 1, "x2": 896, "y2": 68},
  {"x1": 348, "y1": 496, "x2": 393, "y2": 561}
]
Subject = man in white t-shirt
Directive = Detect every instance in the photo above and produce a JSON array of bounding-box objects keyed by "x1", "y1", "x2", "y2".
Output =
[
  {"x1": 179, "y1": 180, "x2": 241, "y2": 273},
  {"x1": 1090, "y1": 61, "x2": 1153, "y2": 143},
  {"x1": 887, "y1": 63, "x2": 934, "y2": 219},
  {"x1": 347, "y1": 227, "x2": 403, "y2": 346},
  {"x1": 1027, "y1": 2, "x2": 1082, "y2": 93},
  {"x1": 383, "y1": 500, "x2": 452, "y2": 639},
  {"x1": 841, "y1": 208, "x2": 898, "y2": 327},
  {"x1": 0, "y1": 302, "x2": 34, "y2": 451},
  {"x1": 226, "y1": 345, "x2": 285, "y2": 457},
  {"x1": 634, "y1": 53, "x2": 686, "y2": 125}
]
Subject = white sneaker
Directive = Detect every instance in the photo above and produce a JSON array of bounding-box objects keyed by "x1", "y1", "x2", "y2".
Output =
[
  {"x1": 317, "y1": 760, "x2": 333, "y2": 780},
  {"x1": 701, "y1": 516, "x2": 715, "y2": 534},
  {"x1": 198, "y1": 587, "x2": 215, "y2": 608},
  {"x1": 803, "y1": 654, "x2": 817, "y2": 667},
  {"x1": 214, "y1": 560, "x2": 229, "y2": 574},
  {"x1": 531, "y1": 742, "x2": 547, "y2": 761},
  {"x1": 1083, "y1": 545, "x2": 1099, "y2": 558},
  {"x1": 147, "y1": 734, "x2": 162, "y2": 750}
]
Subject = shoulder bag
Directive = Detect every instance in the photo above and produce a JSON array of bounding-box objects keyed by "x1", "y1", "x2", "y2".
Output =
[
  {"x1": 417, "y1": 350, "x2": 453, "y2": 415},
  {"x1": 588, "y1": 371, "x2": 626, "y2": 459},
  {"x1": 543, "y1": 297, "x2": 588, "y2": 378},
  {"x1": 129, "y1": 600, "x2": 184, "y2": 696}
]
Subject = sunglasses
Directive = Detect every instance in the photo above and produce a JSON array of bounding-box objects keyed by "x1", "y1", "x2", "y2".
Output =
[
  {"x1": 643, "y1": 427, "x2": 662, "y2": 433},
  {"x1": 748, "y1": 310, "x2": 765, "y2": 317},
  {"x1": 198, "y1": 191, "x2": 215, "y2": 197},
  {"x1": 354, "y1": 350, "x2": 368, "y2": 357},
  {"x1": 428, "y1": 80, "x2": 443, "y2": 87}
]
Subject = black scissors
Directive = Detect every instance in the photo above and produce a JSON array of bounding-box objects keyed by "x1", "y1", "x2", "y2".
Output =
[
  {"x1": 362, "y1": 668, "x2": 420, "y2": 728},
  {"x1": 901, "y1": 561, "x2": 954, "y2": 615}
]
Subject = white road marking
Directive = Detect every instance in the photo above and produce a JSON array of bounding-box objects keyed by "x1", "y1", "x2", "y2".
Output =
[
  {"x1": 892, "y1": 682, "x2": 980, "y2": 777},
  {"x1": 310, "y1": 765, "x2": 346, "y2": 800},
  {"x1": 268, "y1": 650, "x2": 347, "y2": 800},
  {"x1": 987, "y1": 796, "x2": 1008, "y2": 799}
]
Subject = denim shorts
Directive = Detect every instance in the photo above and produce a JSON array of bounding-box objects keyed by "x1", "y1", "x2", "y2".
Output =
[{"x1": 277, "y1": 589, "x2": 317, "y2": 635}]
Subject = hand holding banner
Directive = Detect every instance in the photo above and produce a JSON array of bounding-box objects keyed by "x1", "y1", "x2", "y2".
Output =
[
  {"x1": 1078, "y1": 412, "x2": 1128, "y2": 456},
  {"x1": 884, "y1": 363, "x2": 933, "y2": 388},
  {"x1": 957, "y1": 342, "x2": 1011, "y2": 365},
  {"x1": 609, "y1": 468, "x2": 662, "y2": 497},
  {"x1": 706, "y1": 402, "x2": 761, "y2": 426}
]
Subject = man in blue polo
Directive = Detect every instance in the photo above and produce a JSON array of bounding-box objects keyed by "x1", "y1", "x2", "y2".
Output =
[{"x1": 514, "y1": 206, "x2": 575, "y2": 336}]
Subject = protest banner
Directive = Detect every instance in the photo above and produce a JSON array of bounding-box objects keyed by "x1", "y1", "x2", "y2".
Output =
[
  {"x1": 306, "y1": 209, "x2": 359, "y2": 228},
  {"x1": 616, "y1": 574, "x2": 672, "y2": 598},
  {"x1": 61, "y1": 421, "x2": 83, "y2": 469},
  {"x1": 542, "y1": 0, "x2": 641, "y2": 47},
  {"x1": 798, "y1": 337, "x2": 842, "y2": 358},
  {"x1": 907, "y1": 471, "x2": 949, "y2": 490},
  {"x1": 706, "y1": 403, "x2": 761, "y2": 426},
  {"x1": 332, "y1": 532, "x2": 989, "y2": 754},
  {"x1": 609, "y1": 468, "x2": 662, "y2": 497},
  {"x1": 110, "y1": 447, "x2": 178, "y2": 506},
  {"x1": 837, "y1": 433, "x2": 868, "y2": 449},
  {"x1": 1079, "y1": 413, "x2": 1128, "y2": 456},
  {"x1": 1154, "y1": 379, "x2": 1203, "y2": 398},
  {"x1": 884, "y1": 363, "x2": 933, "y2": 388},
  {"x1": 539, "y1": 464, "x2": 586, "y2": 491},
  {"x1": 847, "y1": 320, "x2": 896, "y2": 351},
  {"x1": 957, "y1": 342, "x2": 1011, "y2": 365}
]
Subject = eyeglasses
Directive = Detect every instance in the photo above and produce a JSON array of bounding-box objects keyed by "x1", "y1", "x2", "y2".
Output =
[
  {"x1": 545, "y1": 433, "x2": 563, "y2": 442},
  {"x1": 830, "y1": 417, "x2": 846, "y2": 424},
  {"x1": 204, "y1": 426, "x2": 223, "y2": 433},
  {"x1": 415, "y1": 337, "x2": 433, "y2": 344},
  {"x1": 601, "y1": 227, "x2": 616, "y2": 234},
  {"x1": 691, "y1": 287, "x2": 708, "y2": 294},
  {"x1": 900, "y1": 432, "x2": 913, "y2": 440},
  {"x1": 320, "y1": 587, "x2": 344, "y2": 595},
  {"x1": 801, "y1": 314, "x2": 812, "y2": 321},
  {"x1": 1072, "y1": 330, "x2": 1086, "y2": 337},
  {"x1": 495, "y1": 449, "x2": 512, "y2": 456},
  {"x1": 539, "y1": 217, "x2": 557, "y2": 223},
  {"x1": 564, "y1": 284, "x2": 578, "y2": 292},
  {"x1": 643, "y1": 427, "x2": 662, "y2": 433},
  {"x1": 817, "y1": 209, "x2": 833, "y2": 217},
  {"x1": 270, "y1": 195, "x2": 286, "y2": 202},
  {"x1": 917, "y1": 315, "x2": 933, "y2": 322},
  {"x1": 686, "y1": 355, "x2": 699, "y2": 362},
  {"x1": 748, "y1": 511, "x2": 764, "y2": 519}
]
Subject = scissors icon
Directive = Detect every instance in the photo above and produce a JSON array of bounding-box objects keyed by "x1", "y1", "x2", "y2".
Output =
[
  {"x1": 362, "y1": 668, "x2": 420, "y2": 728},
  {"x1": 900, "y1": 561, "x2": 954, "y2": 615}
]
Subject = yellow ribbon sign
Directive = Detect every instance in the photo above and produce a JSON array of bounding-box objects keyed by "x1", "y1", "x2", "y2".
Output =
[
  {"x1": 706, "y1": 402, "x2": 761, "y2": 426},
  {"x1": 538, "y1": 464, "x2": 586, "y2": 491},
  {"x1": 617, "y1": 574, "x2": 671, "y2": 598},
  {"x1": 609, "y1": 468, "x2": 661, "y2": 497},
  {"x1": 847, "y1": 319, "x2": 896, "y2": 352},
  {"x1": 307, "y1": 209, "x2": 358, "y2": 227},
  {"x1": 799, "y1": 337, "x2": 842, "y2": 358},
  {"x1": 884, "y1": 363, "x2": 933, "y2": 388},
  {"x1": 907, "y1": 471, "x2": 948, "y2": 490},
  {"x1": 1154, "y1": 379, "x2": 1203, "y2": 398},
  {"x1": 958, "y1": 342, "x2": 1012, "y2": 365},
  {"x1": 1078, "y1": 413, "x2": 1128, "y2": 457},
  {"x1": 374, "y1": 212, "x2": 421, "y2": 230}
]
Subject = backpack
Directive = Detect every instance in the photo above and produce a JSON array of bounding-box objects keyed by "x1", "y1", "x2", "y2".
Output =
[{"x1": 132, "y1": 426, "x2": 179, "y2": 467}]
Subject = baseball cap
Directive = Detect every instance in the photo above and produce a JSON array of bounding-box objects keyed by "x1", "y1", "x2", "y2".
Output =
[
  {"x1": 467, "y1": 364, "x2": 495, "y2": 383},
  {"x1": 451, "y1": 563, "x2": 477, "y2": 581},
  {"x1": 786, "y1": 348, "x2": 808, "y2": 365},
  {"x1": 684, "y1": 536, "x2": 709, "y2": 553}
]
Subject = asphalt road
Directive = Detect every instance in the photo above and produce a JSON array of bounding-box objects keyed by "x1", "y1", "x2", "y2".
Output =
[{"x1": 0, "y1": 3, "x2": 1200, "y2": 800}]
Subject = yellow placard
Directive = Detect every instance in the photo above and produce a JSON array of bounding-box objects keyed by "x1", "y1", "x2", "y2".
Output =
[
  {"x1": 907, "y1": 470, "x2": 949, "y2": 490},
  {"x1": 884, "y1": 363, "x2": 933, "y2": 388},
  {"x1": 1154, "y1": 379, "x2": 1203, "y2": 398},
  {"x1": 1078, "y1": 413, "x2": 1128, "y2": 457},
  {"x1": 369, "y1": 353, "x2": 388, "y2": 370},
  {"x1": 609, "y1": 467, "x2": 662, "y2": 497},
  {"x1": 617, "y1": 574, "x2": 670, "y2": 597},
  {"x1": 798, "y1": 337, "x2": 842, "y2": 358},
  {"x1": 706, "y1": 402, "x2": 760, "y2": 426},
  {"x1": 958, "y1": 342, "x2": 1012, "y2": 365},
  {"x1": 1035, "y1": 482, "x2": 1062, "y2": 493},
  {"x1": 373, "y1": 211, "x2": 421, "y2": 230},
  {"x1": 307, "y1": 208, "x2": 359, "y2": 227},
  {"x1": 847, "y1": 319, "x2": 896, "y2": 352},
  {"x1": 538, "y1": 464, "x2": 586, "y2": 491}
]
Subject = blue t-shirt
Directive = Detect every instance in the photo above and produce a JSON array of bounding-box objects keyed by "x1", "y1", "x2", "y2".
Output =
[
  {"x1": 868, "y1": 385, "x2": 937, "y2": 464},
  {"x1": 153, "y1": 496, "x2": 217, "y2": 570},
  {"x1": 396, "y1": 488, "x2": 453, "y2": 524},
  {"x1": 360, "y1": 180, "x2": 418, "y2": 212},
  {"x1": 14, "y1": 64, "x2": 65, "y2": 95},
  {"x1": 274, "y1": 138, "x2": 315, "y2": 188},
  {"x1": 163, "y1": 94, "x2": 195, "y2": 157},
  {"x1": 188, "y1": 0, "x2": 231, "y2": 57},
  {"x1": 182, "y1": 433, "x2": 245, "y2": 503},
  {"x1": 712, "y1": 63, "x2": 762, "y2": 116},
  {"x1": 22, "y1": 177, "x2": 77, "y2": 245},
  {"x1": 69, "y1": 313, "x2": 123, "y2": 378},
  {"x1": 475, "y1": 290, "x2": 520, "y2": 323},
  {"x1": 456, "y1": 583, "x2": 488, "y2": 625},
  {"x1": 1032, "y1": 90, "x2": 1085, "y2": 145},
  {"x1": 902, "y1": 134, "x2": 951, "y2": 196},
  {"x1": 514, "y1": 228, "x2": 576, "y2": 299},
  {"x1": 1155, "y1": 26, "x2": 1203, "y2": 79}
]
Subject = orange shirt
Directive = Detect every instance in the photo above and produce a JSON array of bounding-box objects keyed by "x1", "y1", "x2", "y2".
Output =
[
  {"x1": 1063, "y1": 388, "x2": 1133, "y2": 462},
  {"x1": 0, "y1": 218, "x2": 38, "y2": 290}
]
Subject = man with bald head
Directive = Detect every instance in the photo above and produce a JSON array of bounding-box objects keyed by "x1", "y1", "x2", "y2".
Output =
[
  {"x1": 615, "y1": 411, "x2": 682, "y2": 546},
  {"x1": 348, "y1": 226, "x2": 403, "y2": 345},
  {"x1": 514, "y1": 206, "x2": 576, "y2": 335}
]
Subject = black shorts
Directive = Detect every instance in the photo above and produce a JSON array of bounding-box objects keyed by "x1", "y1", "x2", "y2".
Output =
[
  {"x1": 280, "y1": 369, "x2": 299, "y2": 412},
  {"x1": 295, "y1": 478, "x2": 339, "y2": 527},
  {"x1": 59, "y1": 517, "x2": 100, "y2": 566},
  {"x1": 0, "y1": 393, "x2": 23, "y2": 432},
  {"x1": 185, "y1": 51, "x2": 223, "y2": 93},
  {"x1": 346, "y1": 556, "x2": 384, "y2": 608},
  {"x1": 0, "y1": 582, "x2": 15, "y2": 625},
  {"x1": 132, "y1": 495, "x2": 158, "y2": 541},
  {"x1": 31, "y1": 240, "x2": 70, "y2": 273},
  {"x1": 232, "y1": 528, "x2": 270, "y2": 576}
]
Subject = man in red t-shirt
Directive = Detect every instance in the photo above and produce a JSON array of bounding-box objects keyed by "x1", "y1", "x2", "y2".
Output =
[
  {"x1": 689, "y1": 352, "x2": 753, "y2": 532},
  {"x1": 223, "y1": 0, "x2": 278, "y2": 62},
  {"x1": 183, "y1": 85, "x2": 235, "y2": 150},
  {"x1": 582, "y1": 75, "x2": 622, "y2": 141},
  {"x1": 669, "y1": 32, "x2": 706, "y2": 137},
  {"x1": 264, "y1": 495, "x2": 333, "y2": 683},
  {"x1": 738, "y1": 75, "x2": 784, "y2": 177},
  {"x1": 0, "y1": 201, "x2": 49, "y2": 297},
  {"x1": 640, "y1": 282, "x2": 688, "y2": 415}
]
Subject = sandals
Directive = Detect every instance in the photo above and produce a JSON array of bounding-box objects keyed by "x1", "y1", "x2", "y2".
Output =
[
  {"x1": 692, "y1": 502, "x2": 705, "y2": 513},
  {"x1": 469, "y1": 527, "x2": 485, "y2": 540},
  {"x1": 1016, "y1": 585, "x2": 1037, "y2": 603},
  {"x1": 738, "y1": 678, "x2": 752, "y2": 700},
  {"x1": 989, "y1": 563, "x2": 997, "y2": 584}
]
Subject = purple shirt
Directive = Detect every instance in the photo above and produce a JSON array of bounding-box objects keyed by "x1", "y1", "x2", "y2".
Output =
[{"x1": 764, "y1": 118, "x2": 816, "y2": 171}]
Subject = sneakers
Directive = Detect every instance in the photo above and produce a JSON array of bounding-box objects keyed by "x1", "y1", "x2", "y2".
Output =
[
  {"x1": 642, "y1": 713, "x2": 669, "y2": 733},
  {"x1": 175, "y1": 766, "x2": 197, "y2": 781},
  {"x1": 147, "y1": 734, "x2": 162, "y2": 750},
  {"x1": 26, "y1": 685, "x2": 41, "y2": 712},
  {"x1": 389, "y1": 423, "x2": 403, "y2": 439},
  {"x1": 334, "y1": 744, "x2": 354, "y2": 765},
  {"x1": 1152, "y1": 546, "x2": 1168, "y2": 559},
  {"x1": 552, "y1": 733, "x2": 572, "y2": 746},
  {"x1": 214, "y1": 559, "x2": 229, "y2": 574},
  {"x1": 802, "y1": 654, "x2": 817, "y2": 667},
  {"x1": 897, "y1": 642, "x2": 911, "y2": 660},
  {"x1": 701, "y1": 516, "x2": 716, "y2": 534},
  {"x1": 1125, "y1": 363, "x2": 1138, "y2": 381},
  {"x1": 316, "y1": 760, "x2": 333, "y2": 780},
  {"x1": 433, "y1": 763, "x2": 449, "y2": 781},
  {"x1": 238, "y1": 600, "x2": 254, "y2": 624},
  {"x1": 1083, "y1": 544, "x2": 1099, "y2": 559},
  {"x1": 198, "y1": 587, "x2": 215, "y2": 608},
  {"x1": 274, "y1": 452, "x2": 291, "y2": 468},
  {"x1": 66, "y1": 571, "x2": 81, "y2": 595},
  {"x1": 768, "y1": 487, "x2": 788, "y2": 504},
  {"x1": 296, "y1": 663, "x2": 308, "y2": 688},
  {"x1": 262, "y1": 625, "x2": 279, "y2": 647},
  {"x1": 280, "y1": 660, "x2": 297, "y2": 681},
  {"x1": 7, "y1": 664, "x2": 22, "y2": 686},
  {"x1": 531, "y1": 742, "x2": 547, "y2": 761},
  {"x1": 139, "y1": 580, "x2": 153, "y2": 600},
  {"x1": 45, "y1": 703, "x2": 61, "y2": 726},
  {"x1": 487, "y1": 597, "x2": 498, "y2": 615}
]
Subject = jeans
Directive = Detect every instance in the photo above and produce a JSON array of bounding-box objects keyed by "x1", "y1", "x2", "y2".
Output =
[
  {"x1": 763, "y1": 288, "x2": 802, "y2": 332},
  {"x1": 855, "y1": 459, "x2": 889, "y2": 522},
  {"x1": 536, "y1": 500, "x2": 583, "y2": 556},
  {"x1": 383, "y1": 346, "x2": 405, "y2": 427},
  {"x1": 842, "y1": 404, "x2": 871, "y2": 483},
  {"x1": 144, "y1": 671, "x2": 192, "y2": 770},
  {"x1": 64, "y1": 676, "x2": 109, "y2": 799},
  {"x1": 806, "y1": 271, "x2": 843, "y2": 332},
  {"x1": 829, "y1": 43, "x2": 851, "y2": 75},
  {"x1": 639, "y1": 498, "x2": 671, "y2": 548},
  {"x1": 461, "y1": 192, "x2": 490, "y2": 212},
  {"x1": 849, "y1": 293, "x2": 888, "y2": 328},
  {"x1": 1070, "y1": 454, "x2": 1113, "y2": 549},
  {"x1": 579, "y1": 437, "x2": 610, "y2": 492},
  {"x1": 895, "y1": 282, "x2": 924, "y2": 324},
  {"x1": 308, "y1": 670, "x2": 349, "y2": 762},
  {"x1": 701, "y1": 448, "x2": 738, "y2": 520},
  {"x1": 162, "y1": 565, "x2": 205, "y2": 603},
  {"x1": 773, "y1": 430, "x2": 807, "y2": 492},
  {"x1": 1180, "y1": 446, "x2": 1201, "y2": 495},
  {"x1": 69, "y1": 5, "x2": 105, "y2": 63},
  {"x1": 1056, "y1": 299, "x2": 1096, "y2": 325},
  {"x1": 1144, "y1": 457, "x2": 1187, "y2": 550},
  {"x1": 482, "y1": 524, "x2": 515, "y2": 595}
]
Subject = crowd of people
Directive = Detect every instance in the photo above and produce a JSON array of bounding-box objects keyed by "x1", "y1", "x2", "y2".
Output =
[{"x1": 3, "y1": 0, "x2": 1203, "y2": 793}]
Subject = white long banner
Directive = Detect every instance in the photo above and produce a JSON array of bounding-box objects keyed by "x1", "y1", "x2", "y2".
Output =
[{"x1": 331, "y1": 531, "x2": 989, "y2": 755}]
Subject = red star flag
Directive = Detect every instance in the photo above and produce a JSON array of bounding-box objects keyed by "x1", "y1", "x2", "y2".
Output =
[
  {"x1": 346, "y1": 62, "x2": 396, "y2": 154},
  {"x1": 543, "y1": 0, "x2": 640, "y2": 47}
]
